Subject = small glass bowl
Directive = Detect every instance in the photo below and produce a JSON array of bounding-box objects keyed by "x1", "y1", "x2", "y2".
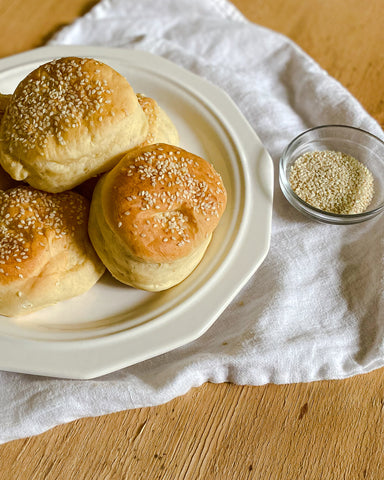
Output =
[{"x1": 279, "y1": 125, "x2": 384, "y2": 224}]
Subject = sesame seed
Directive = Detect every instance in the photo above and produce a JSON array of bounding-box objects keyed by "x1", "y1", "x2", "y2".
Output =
[{"x1": 289, "y1": 150, "x2": 374, "y2": 214}]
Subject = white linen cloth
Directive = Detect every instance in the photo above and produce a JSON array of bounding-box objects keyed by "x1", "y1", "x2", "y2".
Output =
[{"x1": 1, "y1": 0, "x2": 383, "y2": 444}]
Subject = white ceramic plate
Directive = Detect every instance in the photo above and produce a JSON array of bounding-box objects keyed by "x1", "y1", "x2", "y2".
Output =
[{"x1": 0, "y1": 46, "x2": 273, "y2": 378}]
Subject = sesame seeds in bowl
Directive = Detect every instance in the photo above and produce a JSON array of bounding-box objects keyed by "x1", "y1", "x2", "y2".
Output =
[{"x1": 279, "y1": 125, "x2": 384, "y2": 224}]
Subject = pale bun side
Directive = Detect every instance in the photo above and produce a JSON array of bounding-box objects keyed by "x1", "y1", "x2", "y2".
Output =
[
  {"x1": 0, "y1": 186, "x2": 105, "y2": 316},
  {"x1": 88, "y1": 143, "x2": 227, "y2": 291},
  {"x1": 0, "y1": 57, "x2": 148, "y2": 193},
  {"x1": 137, "y1": 94, "x2": 179, "y2": 147},
  {"x1": 75, "y1": 93, "x2": 179, "y2": 200}
]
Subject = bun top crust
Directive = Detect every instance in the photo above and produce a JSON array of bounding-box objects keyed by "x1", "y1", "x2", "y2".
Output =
[
  {"x1": 0, "y1": 186, "x2": 90, "y2": 285},
  {"x1": 101, "y1": 143, "x2": 227, "y2": 263},
  {"x1": 0, "y1": 57, "x2": 148, "y2": 192},
  {"x1": 1, "y1": 56, "x2": 133, "y2": 156}
]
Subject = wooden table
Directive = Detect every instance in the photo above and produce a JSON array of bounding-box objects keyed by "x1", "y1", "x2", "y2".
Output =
[{"x1": 1, "y1": 1, "x2": 383, "y2": 478}]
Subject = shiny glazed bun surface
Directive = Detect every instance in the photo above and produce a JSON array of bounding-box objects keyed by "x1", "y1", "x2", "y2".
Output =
[
  {"x1": 89, "y1": 143, "x2": 227, "y2": 291},
  {"x1": 0, "y1": 57, "x2": 148, "y2": 193},
  {"x1": 0, "y1": 186, "x2": 105, "y2": 316}
]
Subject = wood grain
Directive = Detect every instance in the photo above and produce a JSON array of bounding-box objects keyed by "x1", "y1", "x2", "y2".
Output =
[
  {"x1": 0, "y1": 0, "x2": 99, "y2": 58},
  {"x1": 0, "y1": 1, "x2": 383, "y2": 479},
  {"x1": 232, "y1": 0, "x2": 384, "y2": 129}
]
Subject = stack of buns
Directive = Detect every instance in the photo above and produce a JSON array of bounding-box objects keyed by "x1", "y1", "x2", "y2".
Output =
[{"x1": 0, "y1": 56, "x2": 227, "y2": 316}]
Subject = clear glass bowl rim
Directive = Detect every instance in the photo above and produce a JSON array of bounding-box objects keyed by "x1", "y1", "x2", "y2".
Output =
[{"x1": 279, "y1": 124, "x2": 384, "y2": 222}]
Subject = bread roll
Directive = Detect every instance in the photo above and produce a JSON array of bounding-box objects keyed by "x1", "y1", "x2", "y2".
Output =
[
  {"x1": 0, "y1": 57, "x2": 148, "y2": 193},
  {"x1": 0, "y1": 186, "x2": 105, "y2": 316},
  {"x1": 88, "y1": 143, "x2": 227, "y2": 291},
  {"x1": 137, "y1": 93, "x2": 179, "y2": 146}
]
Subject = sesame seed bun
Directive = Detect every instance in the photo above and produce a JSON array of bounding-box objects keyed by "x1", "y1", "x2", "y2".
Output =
[
  {"x1": 0, "y1": 186, "x2": 105, "y2": 316},
  {"x1": 88, "y1": 143, "x2": 227, "y2": 291},
  {"x1": 0, "y1": 57, "x2": 148, "y2": 193}
]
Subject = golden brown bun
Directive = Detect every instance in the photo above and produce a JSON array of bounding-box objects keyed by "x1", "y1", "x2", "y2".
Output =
[
  {"x1": 137, "y1": 94, "x2": 179, "y2": 146},
  {"x1": 88, "y1": 143, "x2": 227, "y2": 291},
  {"x1": 0, "y1": 186, "x2": 105, "y2": 316},
  {"x1": 0, "y1": 57, "x2": 148, "y2": 193}
]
